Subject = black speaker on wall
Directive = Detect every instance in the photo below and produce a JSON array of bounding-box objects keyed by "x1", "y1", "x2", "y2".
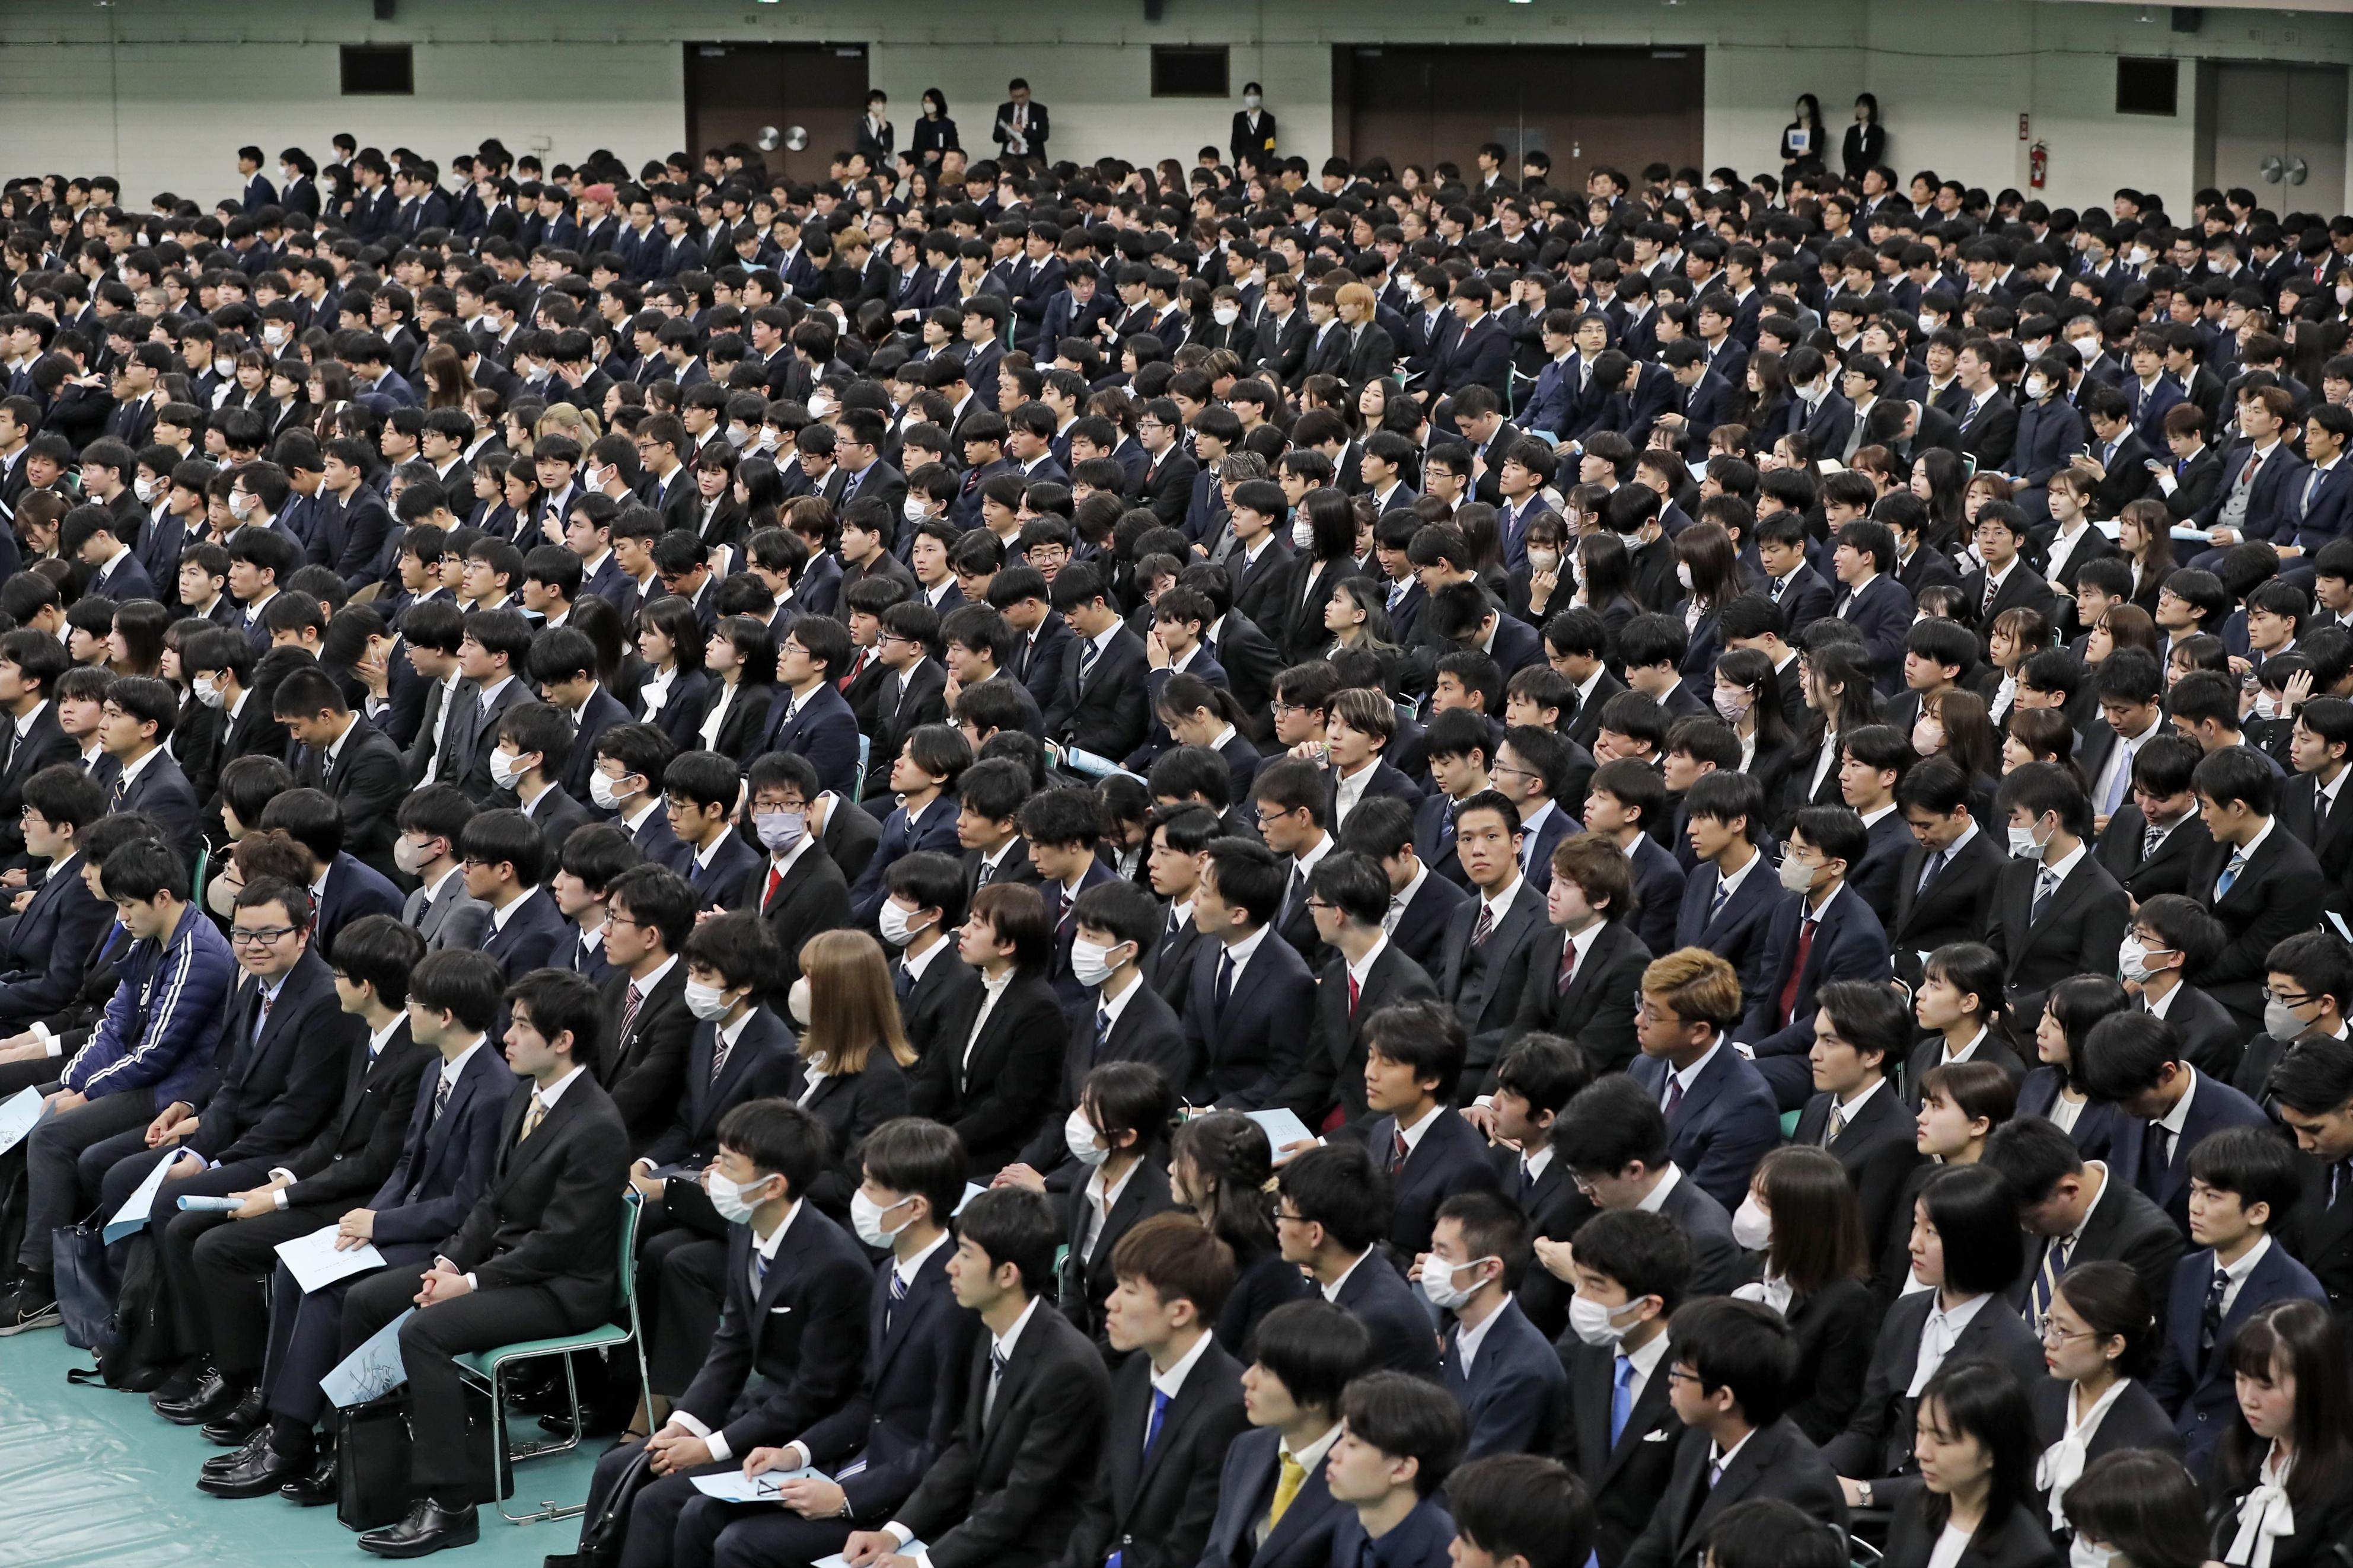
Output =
[{"x1": 2172, "y1": 7, "x2": 2202, "y2": 33}]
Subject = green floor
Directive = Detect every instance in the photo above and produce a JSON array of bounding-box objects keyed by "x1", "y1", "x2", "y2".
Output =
[{"x1": 0, "y1": 1326, "x2": 604, "y2": 1567}]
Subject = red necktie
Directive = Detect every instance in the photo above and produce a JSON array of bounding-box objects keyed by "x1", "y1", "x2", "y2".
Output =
[
  {"x1": 1556, "y1": 936, "x2": 1580, "y2": 995},
  {"x1": 1778, "y1": 918, "x2": 1818, "y2": 1027},
  {"x1": 1347, "y1": 973, "x2": 1361, "y2": 1014},
  {"x1": 764, "y1": 865, "x2": 783, "y2": 909}
]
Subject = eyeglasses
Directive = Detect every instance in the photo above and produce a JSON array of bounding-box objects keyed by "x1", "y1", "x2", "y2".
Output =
[
  {"x1": 230, "y1": 925, "x2": 299, "y2": 946},
  {"x1": 2262, "y1": 988, "x2": 2318, "y2": 1009},
  {"x1": 2039, "y1": 1321, "x2": 2101, "y2": 1345}
]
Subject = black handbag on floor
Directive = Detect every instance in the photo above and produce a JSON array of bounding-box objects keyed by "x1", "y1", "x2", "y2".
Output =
[{"x1": 334, "y1": 1385, "x2": 512, "y2": 1531}]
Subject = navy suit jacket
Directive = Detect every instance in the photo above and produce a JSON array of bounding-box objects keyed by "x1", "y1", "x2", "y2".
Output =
[
  {"x1": 850, "y1": 799, "x2": 964, "y2": 926},
  {"x1": 366, "y1": 1042, "x2": 514, "y2": 1248},
  {"x1": 477, "y1": 885, "x2": 572, "y2": 977},
  {"x1": 1833, "y1": 572, "x2": 1915, "y2": 692},
  {"x1": 687, "y1": 826, "x2": 765, "y2": 913},
  {"x1": 1332, "y1": 1242, "x2": 1442, "y2": 1379},
  {"x1": 2146, "y1": 1240, "x2": 2328, "y2": 1474},
  {"x1": 1184, "y1": 926, "x2": 1318, "y2": 1109},
  {"x1": 1627, "y1": 834, "x2": 1687, "y2": 960},
  {"x1": 1628, "y1": 1043, "x2": 1784, "y2": 1211},
  {"x1": 1363, "y1": 1104, "x2": 1503, "y2": 1260},
  {"x1": 1198, "y1": 1422, "x2": 1347, "y2": 1568},
  {"x1": 1328, "y1": 1499, "x2": 1456, "y2": 1568},
  {"x1": 116, "y1": 749, "x2": 202, "y2": 850},
  {"x1": 1437, "y1": 1295, "x2": 1564, "y2": 1458},
  {"x1": 315, "y1": 852, "x2": 404, "y2": 950},
  {"x1": 2106, "y1": 1068, "x2": 2276, "y2": 1231},
  {"x1": 1739, "y1": 886, "x2": 1891, "y2": 1109},
  {"x1": 1675, "y1": 860, "x2": 1796, "y2": 1008},
  {"x1": 0, "y1": 850, "x2": 112, "y2": 1021},
  {"x1": 760, "y1": 680, "x2": 863, "y2": 799}
]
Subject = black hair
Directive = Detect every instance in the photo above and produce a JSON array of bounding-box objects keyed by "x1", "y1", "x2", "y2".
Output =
[
  {"x1": 1668, "y1": 1296, "x2": 1798, "y2": 1428},
  {"x1": 2185, "y1": 1123, "x2": 2303, "y2": 1222},
  {"x1": 955, "y1": 1184, "x2": 1062, "y2": 1297},
  {"x1": 407, "y1": 949, "x2": 505, "y2": 1034},
  {"x1": 1337, "y1": 1372, "x2": 1465, "y2": 1499},
  {"x1": 1557, "y1": 1075, "x2": 1671, "y2": 1177},
  {"x1": 1917, "y1": 1163, "x2": 2024, "y2": 1295}
]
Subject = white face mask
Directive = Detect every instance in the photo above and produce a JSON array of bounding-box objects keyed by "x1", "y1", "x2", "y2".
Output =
[
  {"x1": 2256, "y1": 693, "x2": 2280, "y2": 721},
  {"x1": 229, "y1": 490, "x2": 257, "y2": 519},
  {"x1": 1778, "y1": 855, "x2": 1817, "y2": 895},
  {"x1": 1732, "y1": 1194, "x2": 1773, "y2": 1251},
  {"x1": 489, "y1": 747, "x2": 526, "y2": 790},
  {"x1": 2007, "y1": 819, "x2": 2051, "y2": 859},
  {"x1": 214, "y1": 357, "x2": 235, "y2": 379},
  {"x1": 903, "y1": 496, "x2": 929, "y2": 523},
  {"x1": 2023, "y1": 375, "x2": 2049, "y2": 402},
  {"x1": 393, "y1": 834, "x2": 431, "y2": 877},
  {"x1": 683, "y1": 978, "x2": 733, "y2": 1020},
  {"x1": 2265, "y1": 998, "x2": 2310, "y2": 1042},
  {"x1": 1244, "y1": 94, "x2": 1262, "y2": 110},
  {"x1": 707, "y1": 1168, "x2": 777, "y2": 1225},
  {"x1": 809, "y1": 394, "x2": 838, "y2": 419},
  {"x1": 1064, "y1": 1106, "x2": 1110, "y2": 1167},
  {"x1": 2069, "y1": 1539, "x2": 2118, "y2": 1568},
  {"x1": 263, "y1": 325, "x2": 288, "y2": 347},
  {"x1": 850, "y1": 1189, "x2": 915, "y2": 1250},
  {"x1": 787, "y1": 977, "x2": 812, "y2": 1025},
  {"x1": 2117, "y1": 935, "x2": 2171, "y2": 985},
  {"x1": 1070, "y1": 937, "x2": 1126, "y2": 989},
  {"x1": 1417, "y1": 1253, "x2": 1497, "y2": 1310},
  {"x1": 1213, "y1": 304, "x2": 1241, "y2": 326},
  {"x1": 192, "y1": 674, "x2": 225, "y2": 710},
  {"x1": 877, "y1": 900, "x2": 931, "y2": 949},
  {"x1": 589, "y1": 771, "x2": 625, "y2": 811},
  {"x1": 2070, "y1": 337, "x2": 2101, "y2": 363},
  {"x1": 1568, "y1": 1292, "x2": 1646, "y2": 1348},
  {"x1": 1528, "y1": 548, "x2": 1561, "y2": 573},
  {"x1": 133, "y1": 475, "x2": 158, "y2": 503},
  {"x1": 1675, "y1": 562, "x2": 1694, "y2": 591},
  {"x1": 1291, "y1": 518, "x2": 1316, "y2": 550}
]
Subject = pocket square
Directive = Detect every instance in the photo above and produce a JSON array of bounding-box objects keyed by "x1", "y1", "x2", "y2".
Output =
[
  {"x1": 768, "y1": 1305, "x2": 793, "y2": 1314},
  {"x1": 1643, "y1": 1428, "x2": 1672, "y2": 1442}
]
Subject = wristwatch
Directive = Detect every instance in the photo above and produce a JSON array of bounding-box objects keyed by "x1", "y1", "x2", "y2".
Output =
[{"x1": 1857, "y1": 1480, "x2": 1874, "y2": 1508}]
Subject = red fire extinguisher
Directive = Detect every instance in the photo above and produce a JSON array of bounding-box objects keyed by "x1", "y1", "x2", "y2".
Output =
[{"x1": 2029, "y1": 140, "x2": 2048, "y2": 190}]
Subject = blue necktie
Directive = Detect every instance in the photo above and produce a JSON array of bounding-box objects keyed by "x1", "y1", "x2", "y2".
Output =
[
  {"x1": 1707, "y1": 876, "x2": 1733, "y2": 924},
  {"x1": 1609, "y1": 1354, "x2": 1635, "y2": 1446},
  {"x1": 885, "y1": 1266, "x2": 908, "y2": 1334},
  {"x1": 1143, "y1": 1386, "x2": 1172, "y2": 1455},
  {"x1": 2216, "y1": 848, "x2": 2248, "y2": 899}
]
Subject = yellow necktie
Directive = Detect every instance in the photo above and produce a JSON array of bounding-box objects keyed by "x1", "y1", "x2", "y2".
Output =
[
  {"x1": 1267, "y1": 1448, "x2": 1307, "y2": 1531},
  {"x1": 518, "y1": 1097, "x2": 547, "y2": 1142}
]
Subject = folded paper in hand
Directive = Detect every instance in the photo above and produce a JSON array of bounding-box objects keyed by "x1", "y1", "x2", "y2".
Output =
[
  {"x1": 276, "y1": 1224, "x2": 385, "y2": 1294},
  {"x1": 815, "y1": 1546, "x2": 926, "y2": 1568},
  {"x1": 1245, "y1": 1107, "x2": 1315, "y2": 1151},
  {"x1": 103, "y1": 1149, "x2": 181, "y2": 1243},
  {"x1": 691, "y1": 1464, "x2": 829, "y2": 1502}
]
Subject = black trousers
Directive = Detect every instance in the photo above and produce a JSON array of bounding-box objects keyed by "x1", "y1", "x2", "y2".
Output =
[
  {"x1": 180, "y1": 1202, "x2": 339, "y2": 1374},
  {"x1": 644, "y1": 1232, "x2": 726, "y2": 1395},
  {"x1": 581, "y1": 1442, "x2": 741, "y2": 1568},
  {"x1": 19, "y1": 1089, "x2": 152, "y2": 1272},
  {"x1": 675, "y1": 1493, "x2": 860, "y2": 1568},
  {"x1": 259, "y1": 1241, "x2": 436, "y2": 1430},
  {"x1": 341, "y1": 1260, "x2": 576, "y2": 1502}
]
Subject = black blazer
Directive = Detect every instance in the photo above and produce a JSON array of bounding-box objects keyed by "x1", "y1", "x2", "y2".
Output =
[
  {"x1": 1364, "y1": 1104, "x2": 1504, "y2": 1261},
  {"x1": 1889, "y1": 827, "x2": 2005, "y2": 987},
  {"x1": 2193, "y1": 822, "x2": 2328, "y2": 1024},
  {"x1": 298, "y1": 714, "x2": 404, "y2": 871},
  {"x1": 366, "y1": 1037, "x2": 515, "y2": 1248},
  {"x1": 193, "y1": 951, "x2": 357, "y2": 1165},
  {"x1": 275, "y1": 1018, "x2": 433, "y2": 1214},
  {"x1": 1786, "y1": 1278, "x2": 1885, "y2": 1445},
  {"x1": 1883, "y1": 1501, "x2": 2062, "y2": 1568},
  {"x1": 1557, "y1": 1333, "x2": 1684, "y2": 1565},
  {"x1": 1198, "y1": 1421, "x2": 1346, "y2": 1568},
  {"x1": 0, "y1": 849, "x2": 113, "y2": 1024},
  {"x1": 908, "y1": 969, "x2": 1066, "y2": 1175},
  {"x1": 2092, "y1": 805, "x2": 2210, "y2": 904},
  {"x1": 1440, "y1": 879, "x2": 1551, "y2": 1087},
  {"x1": 442, "y1": 1071, "x2": 632, "y2": 1323},
  {"x1": 2009, "y1": 1171, "x2": 2185, "y2": 1335},
  {"x1": 1503, "y1": 919, "x2": 1651, "y2": 1077},
  {"x1": 1060, "y1": 1155, "x2": 1179, "y2": 1340},
  {"x1": 894, "y1": 1295, "x2": 1112, "y2": 1568},
  {"x1": 597, "y1": 960, "x2": 695, "y2": 1154},
  {"x1": 1621, "y1": 1416, "x2": 1850, "y2": 1568},
  {"x1": 640, "y1": 1007, "x2": 802, "y2": 1170},
  {"x1": 1019, "y1": 980, "x2": 1194, "y2": 1180},
  {"x1": 1793, "y1": 1084, "x2": 1924, "y2": 1267},
  {"x1": 1985, "y1": 851, "x2": 2131, "y2": 1021},
  {"x1": 1061, "y1": 1335, "x2": 1250, "y2": 1568},
  {"x1": 1280, "y1": 941, "x2": 1439, "y2": 1128},
  {"x1": 1181, "y1": 925, "x2": 1318, "y2": 1109},
  {"x1": 1821, "y1": 1289, "x2": 2046, "y2": 1478},
  {"x1": 2027, "y1": 1376, "x2": 2180, "y2": 1528},
  {"x1": 1332, "y1": 1238, "x2": 1442, "y2": 1379}
]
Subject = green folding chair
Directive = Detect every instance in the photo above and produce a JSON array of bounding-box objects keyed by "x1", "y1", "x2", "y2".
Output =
[
  {"x1": 454, "y1": 1189, "x2": 649, "y2": 1525},
  {"x1": 853, "y1": 734, "x2": 871, "y2": 803}
]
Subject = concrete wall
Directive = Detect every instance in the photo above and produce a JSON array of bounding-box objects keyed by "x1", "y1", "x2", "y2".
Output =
[{"x1": 4, "y1": 0, "x2": 2352, "y2": 215}]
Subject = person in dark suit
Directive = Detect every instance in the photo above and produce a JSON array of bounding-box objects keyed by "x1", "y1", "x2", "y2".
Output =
[
  {"x1": 580, "y1": 1098, "x2": 875, "y2": 1568},
  {"x1": 1548, "y1": 1204, "x2": 1690, "y2": 1561},
  {"x1": 0, "y1": 764, "x2": 114, "y2": 1026},
  {"x1": 1553, "y1": 1077, "x2": 1746, "y2": 1299},
  {"x1": 882, "y1": 851, "x2": 984, "y2": 1072},
  {"x1": 596, "y1": 865, "x2": 700, "y2": 1155},
  {"x1": 1051, "y1": 1062, "x2": 1184, "y2": 1344},
  {"x1": 274, "y1": 667, "x2": 405, "y2": 878},
  {"x1": 906, "y1": 882, "x2": 1066, "y2": 1177},
  {"x1": 99, "y1": 675, "x2": 203, "y2": 849},
  {"x1": 229, "y1": 948, "x2": 514, "y2": 1499},
  {"x1": 1501, "y1": 832, "x2": 1653, "y2": 1077},
  {"x1": 760, "y1": 615, "x2": 865, "y2": 800},
  {"x1": 1273, "y1": 1141, "x2": 1439, "y2": 1379},
  {"x1": 1433, "y1": 792, "x2": 1551, "y2": 1090},
  {"x1": 1618, "y1": 1298, "x2": 1850, "y2": 1568},
  {"x1": 2026, "y1": 1262, "x2": 2183, "y2": 1533},
  {"x1": 1822, "y1": 1165, "x2": 2043, "y2": 1490},
  {"x1": 1276, "y1": 852, "x2": 1439, "y2": 1130},
  {"x1": 1789, "y1": 981, "x2": 1927, "y2": 1266},
  {"x1": 1876, "y1": 1361, "x2": 2061, "y2": 1568},
  {"x1": 1889, "y1": 758, "x2": 2005, "y2": 991},
  {"x1": 667, "y1": 1117, "x2": 981, "y2": 1568},
  {"x1": 1179, "y1": 836, "x2": 1318, "y2": 1109},
  {"x1": 2142, "y1": 1126, "x2": 2328, "y2": 1475},
  {"x1": 458, "y1": 809, "x2": 571, "y2": 978},
  {"x1": 1675, "y1": 771, "x2": 1797, "y2": 1007},
  {"x1": 1828, "y1": 524, "x2": 1915, "y2": 695},
  {"x1": 841, "y1": 1185, "x2": 1111, "y2": 1568},
  {"x1": 2187, "y1": 742, "x2": 2330, "y2": 1032},
  {"x1": 0, "y1": 631, "x2": 85, "y2": 864},
  {"x1": 1980, "y1": 761, "x2": 2132, "y2": 1034},
  {"x1": 1056, "y1": 1213, "x2": 1251, "y2": 1568},
  {"x1": 661, "y1": 749, "x2": 763, "y2": 914},
  {"x1": 1625, "y1": 946, "x2": 1782, "y2": 1211},
  {"x1": 1981, "y1": 1117, "x2": 2186, "y2": 1339},
  {"x1": 339, "y1": 970, "x2": 630, "y2": 1556},
  {"x1": 1354, "y1": 1002, "x2": 1503, "y2": 1262},
  {"x1": 2091, "y1": 746, "x2": 2212, "y2": 907},
  {"x1": 1049, "y1": 563, "x2": 1152, "y2": 765},
  {"x1": 2268, "y1": 1040, "x2": 2353, "y2": 1314},
  {"x1": 1740, "y1": 806, "x2": 1893, "y2": 1110},
  {"x1": 1424, "y1": 1192, "x2": 1563, "y2": 1458},
  {"x1": 1309, "y1": 1372, "x2": 1464, "y2": 1568},
  {"x1": 1197, "y1": 1298, "x2": 1366, "y2": 1568},
  {"x1": 2081, "y1": 1011, "x2": 2276, "y2": 1235}
]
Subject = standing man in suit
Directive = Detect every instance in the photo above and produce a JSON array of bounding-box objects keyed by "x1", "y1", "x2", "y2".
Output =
[
  {"x1": 1057, "y1": 1214, "x2": 1250, "y2": 1568},
  {"x1": 343, "y1": 970, "x2": 629, "y2": 1557},
  {"x1": 1619, "y1": 1299, "x2": 1848, "y2": 1568},
  {"x1": 842, "y1": 1186, "x2": 1110, "y2": 1568},
  {"x1": 395, "y1": 786, "x2": 492, "y2": 953},
  {"x1": 990, "y1": 79, "x2": 1050, "y2": 165},
  {"x1": 1197, "y1": 1299, "x2": 1366, "y2": 1568}
]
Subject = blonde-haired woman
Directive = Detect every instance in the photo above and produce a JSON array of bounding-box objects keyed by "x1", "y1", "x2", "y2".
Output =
[{"x1": 787, "y1": 930, "x2": 917, "y2": 1219}]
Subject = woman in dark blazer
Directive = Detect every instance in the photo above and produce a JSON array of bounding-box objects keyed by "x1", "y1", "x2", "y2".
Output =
[
  {"x1": 1574, "y1": 531, "x2": 1642, "y2": 666},
  {"x1": 910, "y1": 90, "x2": 959, "y2": 166},
  {"x1": 2203, "y1": 1300, "x2": 2353, "y2": 1568},
  {"x1": 1504, "y1": 512, "x2": 1571, "y2": 628},
  {"x1": 1054, "y1": 1061, "x2": 1181, "y2": 1346},
  {"x1": 1842, "y1": 94, "x2": 1887, "y2": 180},
  {"x1": 787, "y1": 931, "x2": 916, "y2": 1222},
  {"x1": 1738, "y1": 1147, "x2": 1883, "y2": 1445},
  {"x1": 1175, "y1": 1112, "x2": 1312, "y2": 1361},
  {"x1": 1281, "y1": 487, "x2": 1359, "y2": 665},
  {"x1": 2016, "y1": 977, "x2": 2130, "y2": 1162},
  {"x1": 2030, "y1": 1263, "x2": 2181, "y2": 1542},
  {"x1": 632, "y1": 595, "x2": 712, "y2": 752},
  {"x1": 692, "y1": 614, "x2": 779, "y2": 768},
  {"x1": 1716, "y1": 645, "x2": 1801, "y2": 810},
  {"x1": 1883, "y1": 1360, "x2": 2062, "y2": 1568}
]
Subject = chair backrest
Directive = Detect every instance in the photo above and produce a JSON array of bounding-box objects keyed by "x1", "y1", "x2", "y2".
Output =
[
  {"x1": 854, "y1": 733, "x2": 871, "y2": 801},
  {"x1": 613, "y1": 1188, "x2": 644, "y2": 1318}
]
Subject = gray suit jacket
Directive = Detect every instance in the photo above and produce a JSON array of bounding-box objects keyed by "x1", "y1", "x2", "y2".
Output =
[{"x1": 403, "y1": 869, "x2": 491, "y2": 953}]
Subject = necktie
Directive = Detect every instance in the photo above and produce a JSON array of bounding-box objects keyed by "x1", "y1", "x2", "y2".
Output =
[
  {"x1": 2030, "y1": 1235, "x2": 2074, "y2": 1330},
  {"x1": 1079, "y1": 638, "x2": 1101, "y2": 685},
  {"x1": 710, "y1": 1026, "x2": 735, "y2": 1083},
  {"x1": 894, "y1": 961, "x2": 916, "y2": 1003},
  {"x1": 1214, "y1": 947, "x2": 1236, "y2": 1011},
  {"x1": 764, "y1": 864, "x2": 784, "y2": 909},
  {"x1": 430, "y1": 1073, "x2": 452, "y2": 1125},
  {"x1": 1471, "y1": 902, "x2": 1497, "y2": 946},
  {"x1": 1388, "y1": 579, "x2": 1407, "y2": 611},
  {"x1": 1286, "y1": 865, "x2": 1306, "y2": 923},
  {"x1": 518, "y1": 1096, "x2": 548, "y2": 1143},
  {"x1": 1389, "y1": 1126, "x2": 1408, "y2": 1176},
  {"x1": 1827, "y1": 1107, "x2": 1847, "y2": 1145},
  {"x1": 1663, "y1": 1074, "x2": 1684, "y2": 1119},
  {"x1": 1143, "y1": 1385, "x2": 1173, "y2": 1457},
  {"x1": 985, "y1": 1346, "x2": 1010, "y2": 1422},
  {"x1": 1556, "y1": 935, "x2": 1581, "y2": 995},
  {"x1": 2102, "y1": 738, "x2": 2136, "y2": 817},
  {"x1": 617, "y1": 982, "x2": 644, "y2": 1048},
  {"x1": 1778, "y1": 917, "x2": 1817, "y2": 1026},
  {"x1": 1092, "y1": 1004, "x2": 1111, "y2": 1061},
  {"x1": 1708, "y1": 875, "x2": 1733, "y2": 924},
  {"x1": 2217, "y1": 848, "x2": 2249, "y2": 899},
  {"x1": 1981, "y1": 570, "x2": 2000, "y2": 616},
  {"x1": 2032, "y1": 866, "x2": 2059, "y2": 925},
  {"x1": 1609, "y1": 1354, "x2": 1636, "y2": 1446},
  {"x1": 2144, "y1": 822, "x2": 2164, "y2": 861},
  {"x1": 752, "y1": 1247, "x2": 771, "y2": 1295},
  {"x1": 2199, "y1": 1262, "x2": 2230, "y2": 1357},
  {"x1": 975, "y1": 857, "x2": 996, "y2": 889},
  {"x1": 885, "y1": 1266, "x2": 908, "y2": 1334},
  {"x1": 2334, "y1": 1158, "x2": 2353, "y2": 1208},
  {"x1": 251, "y1": 986, "x2": 275, "y2": 1051},
  {"x1": 2142, "y1": 1117, "x2": 2175, "y2": 1195},
  {"x1": 1347, "y1": 973, "x2": 1362, "y2": 1014},
  {"x1": 1916, "y1": 848, "x2": 1947, "y2": 894},
  {"x1": 110, "y1": 772, "x2": 127, "y2": 809},
  {"x1": 1267, "y1": 1448, "x2": 1307, "y2": 1531}
]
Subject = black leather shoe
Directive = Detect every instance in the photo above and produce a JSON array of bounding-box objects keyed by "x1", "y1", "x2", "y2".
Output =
[
  {"x1": 278, "y1": 1454, "x2": 337, "y2": 1506},
  {"x1": 200, "y1": 1428, "x2": 270, "y2": 1476},
  {"x1": 149, "y1": 1356, "x2": 211, "y2": 1409},
  {"x1": 200, "y1": 1385, "x2": 266, "y2": 1445},
  {"x1": 195, "y1": 1442, "x2": 308, "y2": 1499},
  {"x1": 358, "y1": 1498, "x2": 479, "y2": 1558},
  {"x1": 156, "y1": 1368, "x2": 244, "y2": 1425}
]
